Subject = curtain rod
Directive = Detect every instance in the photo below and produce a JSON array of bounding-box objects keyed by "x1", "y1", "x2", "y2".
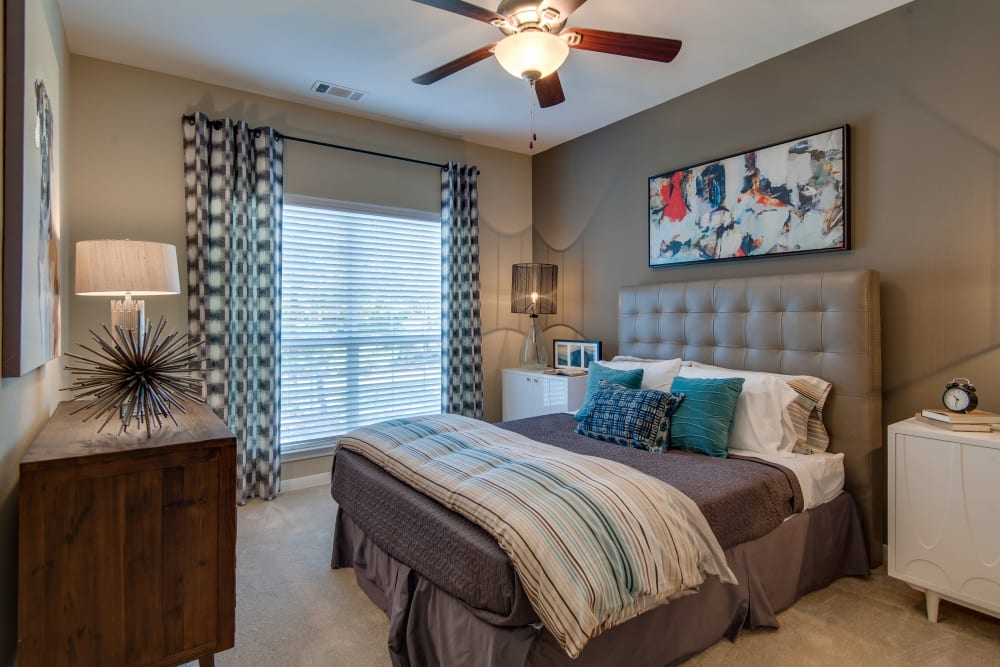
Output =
[{"x1": 279, "y1": 132, "x2": 447, "y2": 170}]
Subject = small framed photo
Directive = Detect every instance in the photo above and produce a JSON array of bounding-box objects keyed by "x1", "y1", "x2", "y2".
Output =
[{"x1": 553, "y1": 339, "x2": 602, "y2": 370}]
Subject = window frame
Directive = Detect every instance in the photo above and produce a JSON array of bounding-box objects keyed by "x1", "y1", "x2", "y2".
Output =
[{"x1": 279, "y1": 193, "x2": 441, "y2": 460}]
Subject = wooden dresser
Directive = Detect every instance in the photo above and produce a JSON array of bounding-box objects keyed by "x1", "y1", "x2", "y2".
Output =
[{"x1": 18, "y1": 401, "x2": 237, "y2": 667}]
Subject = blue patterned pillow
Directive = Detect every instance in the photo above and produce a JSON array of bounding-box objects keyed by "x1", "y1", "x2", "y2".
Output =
[
  {"x1": 668, "y1": 376, "x2": 745, "y2": 457},
  {"x1": 574, "y1": 363, "x2": 644, "y2": 420},
  {"x1": 574, "y1": 381, "x2": 684, "y2": 453}
]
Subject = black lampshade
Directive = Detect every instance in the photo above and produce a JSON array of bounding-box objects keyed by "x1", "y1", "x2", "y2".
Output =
[{"x1": 511, "y1": 263, "x2": 557, "y2": 315}]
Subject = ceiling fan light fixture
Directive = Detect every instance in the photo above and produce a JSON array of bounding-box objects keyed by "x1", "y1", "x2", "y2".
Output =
[{"x1": 494, "y1": 31, "x2": 569, "y2": 81}]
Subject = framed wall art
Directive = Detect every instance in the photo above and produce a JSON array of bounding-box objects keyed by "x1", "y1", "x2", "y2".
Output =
[
  {"x1": 648, "y1": 125, "x2": 849, "y2": 268},
  {"x1": 553, "y1": 339, "x2": 602, "y2": 371},
  {"x1": 3, "y1": 0, "x2": 62, "y2": 376}
]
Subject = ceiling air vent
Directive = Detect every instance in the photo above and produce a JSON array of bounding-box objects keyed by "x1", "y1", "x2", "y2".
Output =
[{"x1": 311, "y1": 80, "x2": 365, "y2": 102}]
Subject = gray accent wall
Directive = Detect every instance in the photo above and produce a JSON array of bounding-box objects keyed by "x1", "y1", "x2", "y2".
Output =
[{"x1": 532, "y1": 0, "x2": 1000, "y2": 429}]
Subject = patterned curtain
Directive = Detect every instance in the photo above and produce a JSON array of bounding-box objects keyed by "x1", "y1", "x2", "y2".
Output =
[
  {"x1": 183, "y1": 112, "x2": 283, "y2": 504},
  {"x1": 441, "y1": 163, "x2": 484, "y2": 418}
]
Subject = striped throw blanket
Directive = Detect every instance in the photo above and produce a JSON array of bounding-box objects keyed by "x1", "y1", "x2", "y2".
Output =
[{"x1": 337, "y1": 414, "x2": 736, "y2": 658}]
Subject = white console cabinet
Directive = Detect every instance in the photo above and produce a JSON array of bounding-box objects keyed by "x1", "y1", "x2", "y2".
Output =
[
  {"x1": 501, "y1": 369, "x2": 588, "y2": 421},
  {"x1": 887, "y1": 418, "x2": 1000, "y2": 623}
]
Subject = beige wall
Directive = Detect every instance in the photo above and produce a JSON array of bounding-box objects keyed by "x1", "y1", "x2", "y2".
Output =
[
  {"x1": 533, "y1": 0, "x2": 1000, "y2": 431},
  {"x1": 66, "y1": 56, "x2": 533, "y2": 439},
  {"x1": 0, "y1": 0, "x2": 70, "y2": 663}
]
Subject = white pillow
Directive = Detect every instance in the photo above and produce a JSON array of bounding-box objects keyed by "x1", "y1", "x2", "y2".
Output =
[
  {"x1": 678, "y1": 365, "x2": 798, "y2": 455},
  {"x1": 689, "y1": 362, "x2": 832, "y2": 453},
  {"x1": 597, "y1": 357, "x2": 683, "y2": 392}
]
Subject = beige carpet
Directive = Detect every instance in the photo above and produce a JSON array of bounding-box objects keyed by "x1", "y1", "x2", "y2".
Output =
[{"x1": 199, "y1": 485, "x2": 1000, "y2": 666}]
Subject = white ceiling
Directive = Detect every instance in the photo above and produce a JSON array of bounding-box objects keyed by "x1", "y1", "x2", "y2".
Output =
[{"x1": 57, "y1": 0, "x2": 911, "y2": 154}]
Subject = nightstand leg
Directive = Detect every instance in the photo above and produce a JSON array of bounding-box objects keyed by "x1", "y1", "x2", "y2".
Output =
[
  {"x1": 199, "y1": 654, "x2": 216, "y2": 667},
  {"x1": 925, "y1": 591, "x2": 940, "y2": 623}
]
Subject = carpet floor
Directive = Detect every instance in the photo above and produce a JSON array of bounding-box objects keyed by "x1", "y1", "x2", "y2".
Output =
[{"x1": 198, "y1": 485, "x2": 1000, "y2": 666}]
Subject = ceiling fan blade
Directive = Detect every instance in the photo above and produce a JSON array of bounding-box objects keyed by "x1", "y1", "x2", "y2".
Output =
[
  {"x1": 410, "y1": 0, "x2": 507, "y2": 25},
  {"x1": 534, "y1": 71, "x2": 566, "y2": 108},
  {"x1": 565, "y1": 27, "x2": 682, "y2": 63},
  {"x1": 412, "y1": 44, "x2": 497, "y2": 85},
  {"x1": 538, "y1": 0, "x2": 589, "y2": 20}
]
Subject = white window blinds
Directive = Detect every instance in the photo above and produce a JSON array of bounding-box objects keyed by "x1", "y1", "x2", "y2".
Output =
[{"x1": 280, "y1": 194, "x2": 442, "y2": 452}]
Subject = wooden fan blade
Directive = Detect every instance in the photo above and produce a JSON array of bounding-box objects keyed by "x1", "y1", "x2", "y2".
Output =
[
  {"x1": 412, "y1": 44, "x2": 497, "y2": 85},
  {"x1": 534, "y1": 71, "x2": 566, "y2": 108},
  {"x1": 411, "y1": 0, "x2": 507, "y2": 25},
  {"x1": 538, "y1": 0, "x2": 589, "y2": 20},
  {"x1": 565, "y1": 27, "x2": 682, "y2": 63}
]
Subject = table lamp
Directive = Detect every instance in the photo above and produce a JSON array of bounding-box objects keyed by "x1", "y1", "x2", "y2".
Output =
[
  {"x1": 511, "y1": 263, "x2": 557, "y2": 370},
  {"x1": 69, "y1": 239, "x2": 197, "y2": 434},
  {"x1": 74, "y1": 239, "x2": 180, "y2": 341}
]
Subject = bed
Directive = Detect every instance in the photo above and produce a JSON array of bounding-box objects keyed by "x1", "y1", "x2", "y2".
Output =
[{"x1": 330, "y1": 269, "x2": 883, "y2": 666}]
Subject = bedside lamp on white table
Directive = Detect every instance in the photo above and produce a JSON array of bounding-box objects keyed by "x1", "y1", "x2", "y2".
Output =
[{"x1": 511, "y1": 262, "x2": 557, "y2": 370}]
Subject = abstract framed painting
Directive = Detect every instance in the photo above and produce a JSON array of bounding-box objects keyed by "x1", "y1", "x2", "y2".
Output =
[
  {"x1": 2, "y1": 0, "x2": 62, "y2": 376},
  {"x1": 648, "y1": 125, "x2": 849, "y2": 268}
]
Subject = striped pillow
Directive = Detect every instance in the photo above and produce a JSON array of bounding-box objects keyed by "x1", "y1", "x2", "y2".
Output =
[
  {"x1": 784, "y1": 375, "x2": 833, "y2": 453},
  {"x1": 574, "y1": 381, "x2": 684, "y2": 453}
]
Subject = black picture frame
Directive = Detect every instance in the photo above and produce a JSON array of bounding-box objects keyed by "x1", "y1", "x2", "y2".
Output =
[
  {"x1": 648, "y1": 125, "x2": 849, "y2": 268},
  {"x1": 553, "y1": 339, "x2": 602, "y2": 370},
  {"x1": 2, "y1": 0, "x2": 62, "y2": 376}
]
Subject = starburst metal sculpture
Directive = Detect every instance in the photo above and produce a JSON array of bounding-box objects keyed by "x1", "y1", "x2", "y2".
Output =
[{"x1": 64, "y1": 316, "x2": 205, "y2": 436}]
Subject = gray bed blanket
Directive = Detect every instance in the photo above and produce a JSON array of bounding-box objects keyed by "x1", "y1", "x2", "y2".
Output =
[{"x1": 330, "y1": 413, "x2": 803, "y2": 623}]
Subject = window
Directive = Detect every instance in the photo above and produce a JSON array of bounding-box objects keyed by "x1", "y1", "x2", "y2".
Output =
[{"x1": 280, "y1": 194, "x2": 442, "y2": 454}]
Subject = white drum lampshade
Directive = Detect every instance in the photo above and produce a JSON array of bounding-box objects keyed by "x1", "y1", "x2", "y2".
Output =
[{"x1": 75, "y1": 240, "x2": 181, "y2": 338}]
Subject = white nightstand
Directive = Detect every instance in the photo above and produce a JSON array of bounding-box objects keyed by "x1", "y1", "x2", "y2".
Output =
[
  {"x1": 887, "y1": 418, "x2": 1000, "y2": 623},
  {"x1": 501, "y1": 369, "x2": 588, "y2": 421}
]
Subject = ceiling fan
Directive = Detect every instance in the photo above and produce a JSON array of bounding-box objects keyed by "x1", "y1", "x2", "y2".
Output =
[{"x1": 411, "y1": 0, "x2": 682, "y2": 108}]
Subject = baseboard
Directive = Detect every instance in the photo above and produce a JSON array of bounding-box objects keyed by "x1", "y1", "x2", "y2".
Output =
[{"x1": 281, "y1": 472, "x2": 330, "y2": 493}]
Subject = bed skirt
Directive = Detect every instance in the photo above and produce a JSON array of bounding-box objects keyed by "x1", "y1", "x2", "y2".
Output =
[{"x1": 332, "y1": 491, "x2": 868, "y2": 667}]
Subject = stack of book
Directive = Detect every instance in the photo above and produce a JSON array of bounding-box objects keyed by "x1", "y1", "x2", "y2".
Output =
[{"x1": 915, "y1": 408, "x2": 1000, "y2": 432}]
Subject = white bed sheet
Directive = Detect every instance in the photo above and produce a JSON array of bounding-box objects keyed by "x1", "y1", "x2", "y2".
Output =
[{"x1": 729, "y1": 448, "x2": 845, "y2": 510}]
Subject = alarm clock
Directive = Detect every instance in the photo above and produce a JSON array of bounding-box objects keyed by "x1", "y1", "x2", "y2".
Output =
[{"x1": 942, "y1": 377, "x2": 978, "y2": 413}]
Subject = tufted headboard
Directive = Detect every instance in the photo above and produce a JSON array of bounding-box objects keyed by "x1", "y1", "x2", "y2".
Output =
[{"x1": 619, "y1": 270, "x2": 883, "y2": 567}]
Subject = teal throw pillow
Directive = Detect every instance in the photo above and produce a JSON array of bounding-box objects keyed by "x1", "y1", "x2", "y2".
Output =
[
  {"x1": 574, "y1": 363, "x2": 644, "y2": 420},
  {"x1": 574, "y1": 381, "x2": 684, "y2": 453},
  {"x1": 668, "y1": 376, "x2": 745, "y2": 457}
]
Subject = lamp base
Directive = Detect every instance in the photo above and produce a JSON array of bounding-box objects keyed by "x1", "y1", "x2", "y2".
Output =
[
  {"x1": 111, "y1": 296, "x2": 145, "y2": 345},
  {"x1": 520, "y1": 315, "x2": 548, "y2": 370}
]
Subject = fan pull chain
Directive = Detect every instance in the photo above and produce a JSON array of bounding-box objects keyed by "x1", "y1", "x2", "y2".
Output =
[
  {"x1": 528, "y1": 83, "x2": 538, "y2": 150},
  {"x1": 530, "y1": 103, "x2": 536, "y2": 150}
]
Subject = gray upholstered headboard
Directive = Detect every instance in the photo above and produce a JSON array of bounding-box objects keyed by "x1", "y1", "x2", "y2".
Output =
[{"x1": 619, "y1": 270, "x2": 883, "y2": 567}]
